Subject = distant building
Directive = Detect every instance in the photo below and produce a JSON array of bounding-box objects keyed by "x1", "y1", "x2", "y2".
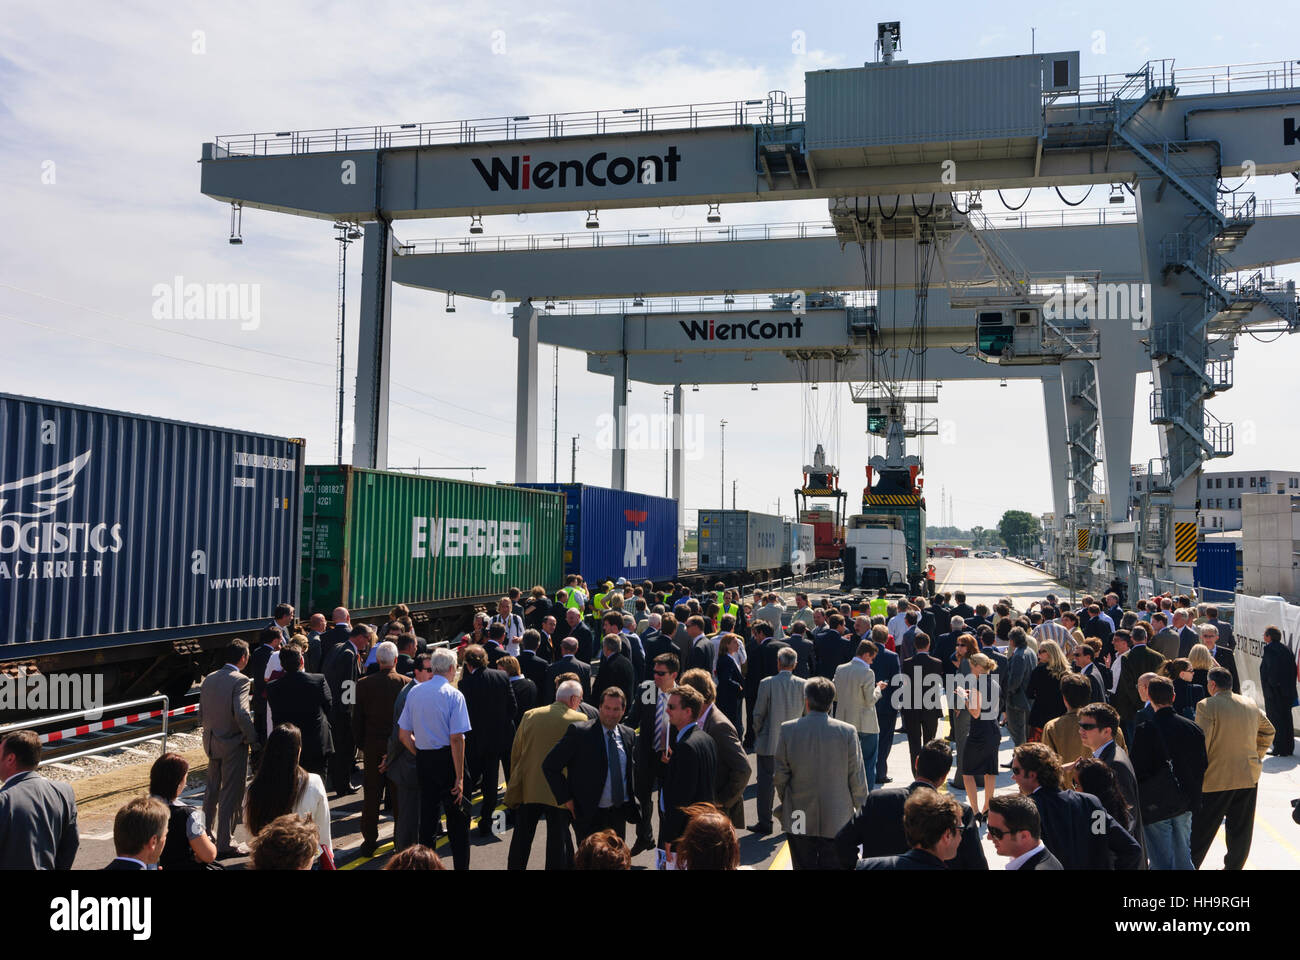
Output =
[{"x1": 1130, "y1": 467, "x2": 1300, "y2": 532}]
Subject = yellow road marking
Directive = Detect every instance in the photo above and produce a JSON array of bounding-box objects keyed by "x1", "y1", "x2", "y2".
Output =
[
  {"x1": 338, "y1": 779, "x2": 507, "y2": 869},
  {"x1": 769, "y1": 841, "x2": 791, "y2": 870}
]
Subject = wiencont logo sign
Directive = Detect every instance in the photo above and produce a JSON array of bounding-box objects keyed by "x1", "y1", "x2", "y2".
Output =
[
  {"x1": 678, "y1": 317, "x2": 805, "y2": 341},
  {"x1": 471, "y1": 147, "x2": 682, "y2": 191}
]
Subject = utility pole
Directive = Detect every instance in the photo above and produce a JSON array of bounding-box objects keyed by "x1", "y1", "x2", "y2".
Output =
[
  {"x1": 570, "y1": 435, "x2": 579, "y2": 483},
  {"x1": 732, "y1": 479, "x2": 737, "y2": 509},
  {"x1": 719, "y1": 419, "x2": 728, "y2": 509},
  {"x1": 663, "y1": 389, "x2": 672, "y2": 498},
  {"x1": 551, "y1": 346, "x2": 559, "y2": 482}
]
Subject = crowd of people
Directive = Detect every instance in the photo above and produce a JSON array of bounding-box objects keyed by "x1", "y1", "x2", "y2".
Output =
[{"x1": 0, "y1": 576, "x2": 1296, "y2": 871}]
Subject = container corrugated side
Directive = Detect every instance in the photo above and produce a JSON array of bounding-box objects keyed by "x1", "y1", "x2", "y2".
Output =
[
  {"x1": 746, "y1": 512, "x2": 784, "y2": 569},
  {"x1": 806, "y1": 55, "x2": 1043, "y2": 150},
  {"x1": 1194, "y1": 541, "x2": 1238, "y2": 594},
  {"x1": 697, "y1": 509, "x2": 745, "y2": 571},
  {"x1": 1, "y1": 393, "x2": 304, "y2": 655},
  {"x1": 518, "y1": 483, "x2": 677, "y2": 585},
  {"x1": 303, "y1": 467, "x2": 563, "y2": 617}
]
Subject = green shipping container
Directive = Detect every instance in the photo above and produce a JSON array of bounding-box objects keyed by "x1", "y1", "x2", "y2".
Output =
[{"x1": 301, "y1": 465, "x2": 564, "y2": 619}]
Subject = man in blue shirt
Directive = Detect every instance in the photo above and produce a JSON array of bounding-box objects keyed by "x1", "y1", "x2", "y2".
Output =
[{"x1": 398, "y1": 648, "x2": 473, "y2": 869}]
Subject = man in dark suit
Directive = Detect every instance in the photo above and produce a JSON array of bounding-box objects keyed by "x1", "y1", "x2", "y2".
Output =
[
  {"x1": 507, "y1": 663, "x2": 538, "y2": 730},
  {"x1": 459, "y1": 644, "x2": 517, "y2": 837},
  {"x1": 593, "y1": 634, "x2": 635, "y2": 720},
  {"x1": 1073, "y1": 644, "x2": 1108, "y2": 704},
  {"x1": 870, "y1": 624, "x2": 902, "y2": 784},
  {"x1": 933, "y1": 617, "x2": 966, "y2": 673},
  {"x1": 1130, "y1": 676, "x2": 1208, "y2": 869},
  {"x1": 0, "y1": 730, "x2": 78, "y2": 869},
  {"x1": 684, "y1": 616, "x2": 714, "y2": 673},
  {"x1": 103, "y1": 796, "x2": 168, "y2": 871},
  {"x1": 899, "y1": 634, "x2": 946, "y2": 775},
  {"x1": 1260, "y1": 625, "x2": 1298, "y2": 756},
  {"x1": 834, "y1": 739, "x2": 987, "y2": 869},
  {"x1": 814, "y1": 614, "x2": 853, "y2": 679},
  {"x1": 322, "y1": 623, "x2": 370, "y2": 796},
  {"x1": 518, "y1": 630, "x2": 551, "y2": 691},
  {"x1": 951, "y1": 592, "x2": 975, "y2": 621},
  {"x1": 562, "y1": 608, "x2": 596, "y2": 663},
  {"x1": 1113, "y1": 629, "x2": 1165, "y2": 741},
  {"x1": 855, "y1": 790, "x2": 964, "y2": 870},
  {"x1": 543, "y1": 687, "x2": 639, "y2": 846},
  {"x1": 320, "y1": 607, "x2": 352, "y2": 665},
  {"x1": 930, "y1": 596, "x2": 953, "y2": 641},
  {"x1": 1012, "y1": 742, "x2": 1142, "y2": 869},
  {"x1": 247, "y1": 625, "x2": 284, "y2": 755},
  {"x1": 267, "y1": 647, "x2": 334, "y2": 777},
  {"x1": 679, "y1": 669, "x2": 751, "y2": 830},
  {"x1": 633, "y1": 653, "x2": 679, "y2": 854},
  {"x1": 1175, "y1": 610, "x2": 1202, "y2": 660},
  {"x1": 544, "y1": 637, "x2": 592, "y2": 703},
  {"x1": 537, "y1": 614, "x2": 558, "y2": 661},
  {"x1": 642, "y1": 619, "x2": 677, "y2": 666},
  {"x1": 784, "y1": 622, "x2": 817, "y2": 680},
  {"x1": 659, "y1": 685, "x2": 717, "y2": 854},
  {"x1": 482, "y1": 623, "x2": 511, "y2": 668},
  {"x1": 1198, "y1": 624, "x2": 1241, "y2": 694},
  {"x1": 1203, "y1": 606, "x2": 1235, "y2": 650},
  {"x1": 987, "y1": 794, "x2": 1063, "y2": 870},
  {"x1": 1079, "y1": 702, "x2": 1145, "y2": 858},
  {"x1": 353, "y1": 640, "x2": 413, "y2": 856}
]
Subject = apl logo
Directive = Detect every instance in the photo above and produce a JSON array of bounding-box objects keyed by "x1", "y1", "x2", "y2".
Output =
[
  {"x1": 471, "y1": 147, "x2": 682, "y2": 192},
  {"x1": 624, "y1": 509, "x2": 648, "y2": 568},
  {"x1": 0, "y1": 451, "x2": 124, "y2": 556}
]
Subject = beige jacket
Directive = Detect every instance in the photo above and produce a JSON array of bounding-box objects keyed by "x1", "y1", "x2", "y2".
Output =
[
  {"x1": 833, "y1": 657, "x2": 881, "y2": 735},
  {"x1": 1195, "y1": 689, "x2": 1275, "y2": 792}
]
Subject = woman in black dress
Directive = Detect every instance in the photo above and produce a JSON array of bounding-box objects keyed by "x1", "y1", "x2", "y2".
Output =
[
  {"x1": 150, "y1": 753, "x2": 219, "y2": 870},
  {"x1": 958, "y1": 653, "x2": 1001, "y2": 820}
]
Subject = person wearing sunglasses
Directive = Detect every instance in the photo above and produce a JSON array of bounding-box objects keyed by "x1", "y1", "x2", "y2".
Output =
[{"x1": 986, "y1": 794, "x2": 1062, "y2": 870}]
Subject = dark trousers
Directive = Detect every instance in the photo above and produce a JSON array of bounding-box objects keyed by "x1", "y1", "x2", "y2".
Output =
[
  {"x1": 743, "y1": 693, "x2": 760, "y2": 748},
  {"x1": 328, "y1": 718, "x2": 357, "y2": 794},
  {"x1": 390, "y1": 776, "x2": 420, "y2": 853},
  {"x1": 875, "y1": 709, "x2": 899, "y2": 780},
  {"x1": 467, "y1": 747, "x2": 505, "y2": 828},
  {"x1": 360, "y1": 743, "x2": 387, "y2": 845},
  {"x1": 788, "y1": 835, "x2": 839, "y2": 870},
  {"x1": 635, "y1": 770, "x2": 663, "y2": 846},
  {"x1": 1265, "y1": 696, "x2": 1295, "y2": 756},
  {"x1": 755, "y1": 754, "x2": 776, "y2": 829},
  {"x1": 576, "y1": 805, "x2": 626, "y2": 845},
  {"x1": 507, "y1": 803, "x2": 572, "y2": 870},
  {"x1": 902, "y1": 710, "x2": 940, "y2": 775},
  {"x1": 1190, "y1": 786, "x2": 1257, "y2": 870},
  {"x1": 417, "y1": 747, "x2": 470, "y2": 869}
]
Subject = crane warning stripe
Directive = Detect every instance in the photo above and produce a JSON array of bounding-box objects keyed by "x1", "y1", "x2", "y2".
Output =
[
  {"x1": 1174, "y1": 522, "x2": 1198, "y2": 564},
  {"x1": 864, "y1": 494, "x2": 921, "y2": 505},
  {"x1": 1076, "y1": 529, "x2": 1090, "y2": 552}
]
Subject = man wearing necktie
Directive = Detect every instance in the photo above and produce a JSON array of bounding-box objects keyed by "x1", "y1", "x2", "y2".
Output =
[
  {"x1": 543, "y1": 687, "x2": 640, "y2": 851},
  {"x1": 630, "y1": 652, "x2": 679, "y2": 855}
]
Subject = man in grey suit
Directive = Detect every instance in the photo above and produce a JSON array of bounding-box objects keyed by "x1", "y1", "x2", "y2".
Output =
[
  {"x1": 200, "y1": 639, "x2": 256, "y2": 857},
  {"x1": 833, "y1": 637, "x2": 884, "y2": 791},
  {"x1": 0, "y1": 730, "x2": 78, "y2": 869},
  {"x1": 774, "y1": 676, "x2": 869, "y2": 869},
  {"x1": 1148, "y1": 611, "x2": 1180, "y2": 660},
  {"x1": 383, "y1": 652, "x2": 431, "y2": 853},
  {"x1": 1004, "y1": 628, "x2": 1036, "y2": 748},
  {"x1": 752, "y1": 647, "x2": 807, "y2": 835}
]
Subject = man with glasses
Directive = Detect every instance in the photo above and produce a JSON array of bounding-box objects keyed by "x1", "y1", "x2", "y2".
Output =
[
  {"x1": 631, "y1": 654, "x2": 679, "y2": 855},
  {"x1": 1072, "y1": 643, "x2": 1107, "y2": 704},
  {"x1": 987, "y1": 794, "x2": 1062, "y2": 870}
]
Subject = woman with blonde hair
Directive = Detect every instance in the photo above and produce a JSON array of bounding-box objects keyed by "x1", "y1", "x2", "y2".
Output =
[
  {"x1": 1025, "y1": 639, "x2": 1069, "y2": 741},
  {"x1": 956, "y1": 653, "x2": 1001, "y2": 821},
  {"x1": 1184, "y1": 643, "x2": 1217, "y2": 692}
]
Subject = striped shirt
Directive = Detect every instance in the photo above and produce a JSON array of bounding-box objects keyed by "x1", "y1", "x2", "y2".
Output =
[{"x1": 1033, "y1": 619, "x2": 1075, "y2": 650}]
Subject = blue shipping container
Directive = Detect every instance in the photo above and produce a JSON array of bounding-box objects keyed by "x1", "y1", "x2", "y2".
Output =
[
  {"x1": 517, "y1": 483, "x2": 678, "y2": 586},
  {"x1": 0, "y1": 394, "x2": 304, "y2": 656},
  {"x1": 1194, "y1": 540, "x2": 1239, "y2": 595}
]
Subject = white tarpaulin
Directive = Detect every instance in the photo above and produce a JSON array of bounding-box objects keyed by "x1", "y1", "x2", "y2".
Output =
[{"x1": 1231, "y1": 593, "x2": 1300, "y2": 727}]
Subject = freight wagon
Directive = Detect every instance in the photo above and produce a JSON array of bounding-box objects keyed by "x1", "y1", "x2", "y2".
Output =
[
  {"x1": 0, "y1": 393, "x2": 305, "y2": 703},
  {"x1": 302, "y1": 466, "x2": 564, "y2": 637},
  {"x1": 517, "y1": 483, "x2": 678, "y2": 586}
]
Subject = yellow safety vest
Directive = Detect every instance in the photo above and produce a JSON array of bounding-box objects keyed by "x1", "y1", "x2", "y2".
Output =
[
  {"x1": 870, "y1": 597, "x2": 889, "y2": 618},
  {"x1": 565, "y1": 589, "x2": 586, "y2": 610}
]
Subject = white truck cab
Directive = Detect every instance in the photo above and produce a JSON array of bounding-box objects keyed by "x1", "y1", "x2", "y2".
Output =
[{"x1": 843, "y1": 515, "x2": 910, "y2": 592}]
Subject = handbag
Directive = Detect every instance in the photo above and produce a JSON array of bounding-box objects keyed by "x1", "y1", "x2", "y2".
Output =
[{"x1": 1136, "y1": 718, "x2": 1188, "y2": 822}]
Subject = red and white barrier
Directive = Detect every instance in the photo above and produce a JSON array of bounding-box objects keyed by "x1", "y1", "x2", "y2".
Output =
[{"x1": 38, "y1": 702, "x2": 199, "y2": 745}]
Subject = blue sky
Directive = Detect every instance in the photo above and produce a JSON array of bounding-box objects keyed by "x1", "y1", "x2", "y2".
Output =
[{"x1": 1, "y1": 0, "x2": 1296, "y2": 530}]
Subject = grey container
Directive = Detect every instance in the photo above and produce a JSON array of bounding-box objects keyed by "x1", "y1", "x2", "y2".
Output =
[
  {"x1": 697, "y1": 510, "x2": 784, "y2": 572},
  {"x1": 805, "y1": 55, "x2": 1044, "y2": 150}
]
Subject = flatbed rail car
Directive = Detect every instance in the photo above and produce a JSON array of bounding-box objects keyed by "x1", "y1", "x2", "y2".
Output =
[{"x1": 0, "y1": 393, "x2": 305, "y2": 704}]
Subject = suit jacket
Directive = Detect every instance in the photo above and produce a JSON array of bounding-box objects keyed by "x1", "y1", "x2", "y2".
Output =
[
  {"x1": 200, "y1": 663, "x2": 256, "y2": 760},
  {"x1": 0, "y1": 771, "x2": 79, "y2": 870},
  {"x1": 1207, "y1": 618, "x2": 1235, "y2": 650},
  {"x1": 384, "y1": 681, "x2": 419, "y2": 787},
  {"x1": 856, "y1": 848, "x2": 948, "y2": 870},
  {"x1": 660, "y1": 724, "x2": 717, "y2": 845},
  {"x1": 568, "y1": 622, "x2": 597, "y2": 663},
  {"x1": 1195, "y1": 690, "x2": 1274, "y2": 792},
  {"x1": 642, "y1": 630, "x2": 677, "y2": 668},
  {"x1": 714, "y1": 652, "x2": 744, "y2": 726},
  {"x1": 103, "y1": 857, "x2": 146, "y2": 870},
  {"x1": 1030, "y1": 787, "x2": 1142, "y2": 869},
  {"x1": 543, "y1": 719, "x2": 639, "y2": 826},
  {"x1": 1080, "y1": 663, "x2": 1107, "y2": 704},
  {"x1": 321, "y1": 641, "x2": 363, "y2": 727},
  {"x1": 593, "y1": 652, "x2": 635, "y2": 718},
  {"x1": 933, "y1": 631, "x2": 960, "y2": 671},
  {"x1": 1113, "y1": 643, "x2": 1165, "y2": 726},
  {"x1": 1098, "y1": 740, "x2": 1144, "y2": 840},
  {"x1": 1177, "y1": 625, "x2": 1201, "y2": 660},
  {"x1": 834, "y1": 780, "x2": 988, "y2": 870},
  {"x1": 1150, "y1": 627, "x2": 1181, "y2": 660},
  {"x1": 700, "y1": 705, "x2": 750, "y2": 826},
  {"x1": 1004, "y1": 646, "x2": 1036, "y2": 711},
  {"x1": 899, "y1": 653, "x2": 945, "y2": 716},
  {"x1": 754, "y1": 671, "x2": 808, "y2": 756},
  {"x1": 1130, "y1": 706, "x2": 1208, "y2": 817},
  {"x1": 774, "y1": 712, "x2": 869, "y2": 839},
  {"x1": 352, "y1": 668, "x2": 411, "y2": 754},
  {"x1": 872, "y1": 646, "x2": 902, "y2": 720},
  {"x1": 543, "y1": 655, "x2": 592, "y2": 704},
  {"x1": 267, "y1": 670, "x2": 334, "y2": 767},
  {"x1": 784, "y1": 635, "x2": 817, "y2": 679},
  {"x1": 1042, "y1": 708, "x2": 1089, "y2": 781},
  {"x1": 507, "y1": 702, "x2": 588, "y2": 808},
  {"x1": 687, "y1": 635, "x2": 714, "y2": 673},
  {"x1": 460, "y1": 666, "x2": 517, "y2": 757},
  {"x1": 814, "y1": 631, "x2": 853, "y2": 679},
  {"x1": 305, "y1": 630, "x2": 324, "y2": 673},
  {"x1": 518, "y1": 650, "x2": 551, "y2": 693},
  {"x1": 833, "y1": 657, "x2": 880, "y2": 735},
  {"x1": 1260, "y1": 640, "x2": 1299, "y2": 706},
  {"x1": 320, "y1": 623, "x2": 351, "y2": 664},
  {"x1": 511, "y1": 677, "x2": 538, "y2": 727},
  {"x1": 1209, "y1": 645, "x2": 1241, "y2": 694},
  {"x1": 1016, "y1": 847, "x2": 1064, "y2": 870}
]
